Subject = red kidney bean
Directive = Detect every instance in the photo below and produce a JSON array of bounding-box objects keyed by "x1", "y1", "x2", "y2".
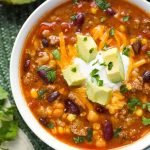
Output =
[
  {"x1": 103, "y1": 120, "x2": 113, "y2": 141},
  {"x1": 74, "y1": 13, "x2": 85, "y2": 32},
  {"x1": 106, "y1": 8, "x2": 116, "y2": 16},
  {"x1": 42, "y1": 38, "x2": 49, "y2": 47},
  {"x1": 132, "y1": 39, "x2": 142, "y2": 54},
  {"x1": 39, "y1": 117, "x2": 48, "y2": 126},
  {"x1": 64, "y1": 99, "x2": 80, "y2": 115},
  {"x1": 143, "y1": 71, "x2": 150, "y2": 82},
  {"x1": 48, "y1": 91, "x2": 60, "y2": 103},
  {"x1": 24, "y1": 59, "x2": 30, "y2": 72}
]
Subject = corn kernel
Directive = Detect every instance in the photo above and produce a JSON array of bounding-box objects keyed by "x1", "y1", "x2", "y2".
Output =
[
  {"x1": 119, "y1": 25, "x2": 126, "y2": 32},
  {"x1": 67, "y1": 114, "x2": 76, "y2": 122},
  {"x1": 93, "y1": 123, "x2": 101, "y2": 130},
  {"x1": 142, "y1": 38, "x2": 148, "y2": 45},
  {"x1": 51, "y1": 127, "x2": 57, "y2": 134},
  {"x1": 65, "y1": 127, "x2": 71, "y2": 134},
  {"x1": 130, "y1": 38, "x2": 136, "y2": 44},
  {"x1": 126, "y1": 83, "x2": 132, "y2": 90},
  {"x1": 30, "y1": 89, "x2": 38, "y2": 99},
  {"x1": 87, "y1": 111, "x2": 99, "y2": 122},
  {"x1": 135, "y1": 108, "x2": 143, "y2": 117},
  {"x1": 58, "y1": 126, "x2": 64, "y2": 134},
  {"x1": 91, "y1": 7, "x2": 98, "y2": 14},
  {"x1": 96, "y1": 138, "x2": 106, "y2": 147}
]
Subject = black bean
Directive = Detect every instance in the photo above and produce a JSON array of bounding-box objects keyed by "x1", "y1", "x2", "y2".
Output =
[
  {"x1": 23, "y1": 59, "x2": 30, "y2": 72},
  {"x1": 48, "y1": 91, "x2": 60, "y2": 103},
  {"x1": 95, "y1": 104, "x2": 108, "y2": 113},
  {"x1": 106, "y1": 8, "x2": 116, "y2": 16},
  {"x1": 42, "y1": 38, "x2": 49, "y2": 47},
  {"x1": 64, "y1": 99, "x2": 80, "y2": 115},
  {"x1": 132, "y1": 39, "x2": 142, "y2": 54},
  {"x1": 74, "y1": 13, "x2": 85, "y2": 32},
  {"x1": 143, "y1": 71, "x2": 150, "y2": 82},
  {"x1": 103, "y1": 120, "x2": 113, "y2": 141},
  {"x1": 39, "y1": 117, "x2": 48, "y2": 126}
]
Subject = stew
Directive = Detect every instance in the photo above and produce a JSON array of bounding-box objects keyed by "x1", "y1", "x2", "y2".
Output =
[{"x1": 20, "y1": 0, "x2": 150, "y2": 149}]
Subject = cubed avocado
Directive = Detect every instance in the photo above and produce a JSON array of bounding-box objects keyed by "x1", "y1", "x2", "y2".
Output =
[
  {"x1": 86, "y1": 82, "x2": 112, "y2": 105},
  {"x1": 62, "y1": 64, "x2": 86, "y2": 86},
  {"x1": 76, "y1": 34, "x2": 98, "y2": 62},
  {"x1": 102, "y1": 48, "x2": 125, "y2": 83}
]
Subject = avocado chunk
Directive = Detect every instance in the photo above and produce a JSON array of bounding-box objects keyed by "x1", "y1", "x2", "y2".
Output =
[
  {"x1": 76, "y1": 34, "x2": 98, "y2": 62},
  {"x1": 62, "y1": 64, "x2": 86, "y2": 86},
  {"x1": 102, "y1": 48, "x2": 125, "y2": 83},
  {"x1": 0, "y1": 0, "x2": 36, "y2": 4},
  {"x1": 86, "y1": 82, "x2": 112, "y2": 105}
]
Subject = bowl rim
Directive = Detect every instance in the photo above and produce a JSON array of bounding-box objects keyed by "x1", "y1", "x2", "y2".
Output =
[{"x1": 10, "y1": 0, "x2": 150, "y2": 150}]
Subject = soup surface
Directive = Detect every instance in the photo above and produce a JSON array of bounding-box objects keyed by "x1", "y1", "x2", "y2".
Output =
[{"x1": 20, "y1": 0, "x2": 150, "y2": 149}]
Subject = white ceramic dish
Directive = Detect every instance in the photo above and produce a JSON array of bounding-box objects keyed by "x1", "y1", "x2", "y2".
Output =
[{"x1": 10, "y1": 0, "x2": 150, "y2": 149}]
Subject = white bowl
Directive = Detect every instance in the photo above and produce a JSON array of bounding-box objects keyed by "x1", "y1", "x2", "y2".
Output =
[{"x1": 10, "y1": 0, "x2": 150, "y2": 149}]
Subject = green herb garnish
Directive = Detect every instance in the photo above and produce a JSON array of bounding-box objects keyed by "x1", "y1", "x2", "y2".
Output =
[
  {"x1": 47, "y1": 122, "x2": 55, "y2": 129},
  {"x1": 123, "y1": 16, "x2": 130, "y2": 22},
  {"x1": 97, "y1": 80, "x2": 103, "y2": 86},
  {"x1": 89, "y1": 48, "x2": 94, "y2": 54},
  {"x1": 100, "y1": 16, "x2": 106, "y2": 23},
  {"x1": 142, "y1": 117, "x2": 150, "y2": 126},
  {"x1": 92, "y1": 60, "x2": 99, "y2": 66},
  {"x1": 71, "y1": 67, "x2": 77, "y2": 72},
  {"x1": 127, "y1": 98, "x2": 141, "y2": 112},
  {"x1": 108, "y1": 62, "x2": 113, "y2": 70},
  {"x1": 72, "y1": 0, "x2": 78, "y2": 4},
  {"x1": 120, "y1": 84, "x2": 128, "y2": 94},
  {"x1": 147, "y1": 51, "x2": 150, "y2": 57},
  {"x1": 52, "y1": 49, "x2": 61, "y2": 60},
  {"x1": 114, "y1": 128, "x2": 122, "y2": 138},
  {"x1": 100, "y1": 62, "x2": 107, "y2": 66},
  {"x1": 71, "y1": 14, "x2": 77, "y2": 21},
  {"x1": 95, "y1": 0, "x2": 110, "y2": 10},
  {"x1": 86, "y1": 128, "x2": 93, "y2": 142},
  {"x1": 90, "y1": 69, "x2": 99, "y2": 77},
  {"x1": 73, "y1": 136, "x2": 85, "y2": 144},
  {"x1": 109, "y1": 27, "x2": 115, "y2": 36},
  {"x1": 46, "y1": 70, "x2": 56, "y2": 83},
  {"x1": 142, "y1": 103, "x2": 150, "y2": 112},
  {"x1": 122, "y1": 47, "x2": 130, "y2": 57},
  {"x1": 37, "y1": 89, "x2": 46, "y2": 99},
  {"x1": 83, "y1": 37, "x2": 88, "y2": 41},
  {"x1": 103, "y1": 43, "x2": 109, "y2": 51}
]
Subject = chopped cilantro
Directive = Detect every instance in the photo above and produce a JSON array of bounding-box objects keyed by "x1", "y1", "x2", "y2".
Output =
[
  {"x1": 47, "y1": 122, "x2": 55, "y2": 129},
  {"x1": 37, "y1": 89, "x2": 46, "y2": 99},
  {"x1": 109, "y1": 27, "x2": 115, "y2": 36},
  {"x1": 142, "y1": 103, "x2": 150, "y2": 112},
  {"x1": 83, "y1": 37, "x2": 88, "y2": 41},
  {"x1": 108, "y1": 62, "x2": 113, "y2": 70},
  {"x1": 90, "y1": 69, "x2": 99, "y2": 77},
  {"x1": 46, "y1": 69, "x2": 56, "y2": 83},
  {"x1": 92, "y1": 60, "x2": 99, "y2": 66},
  {"x1": 86, "y1": 128, "x2": 93, "y2": 142},
  {"x1": 142, "y1": 117, "x2": 150, "y2": 126},
  {"x1": 147, "y1": 51, "x2": 150, "y2": 57},
  {"x1": 72, "y1": 0, "x2": 78, "y2": 4},
  {"x1": 127, "y1": 98, "x2": 141, "y2": 112},
  {"x1": 100, "y1": 16, "x2": 106, "y2": 23},
  {"x1": 71, "y1": 67, "x2": 77, "y2": 72},
  {"x1": 122, "y1": 47, "x2": 130, "y2": 57},
  {"x1": 71, "y1": 14, "x2": 77, "y2": 21},
  {"x1": 120, "y1": 84, "x2": 128, "y2": 93},
  {"x1": 97, "y1": 80, "x2": 103, "y2": 86},
  {"x1": 52, "y1": 49, "x2": 61, "y2": 60},
  {"x1": 89, "y1": 48, "x2": 94, "y2": 54},
  {"x1": 73, "y1": 136, "x2": 85, "y2": 144},
  {"x1": 95, "y1": 0, "x2": 110, "y2": 10},
  {"x1": 123, "y1": 16, "x2": 130, "y2": 22},
  {"x1": 114, "y1": 128, "x2": 122, "y2": 138},
  {"x1": 100, "y1": 62, "x2": 107, "y2": 66}
]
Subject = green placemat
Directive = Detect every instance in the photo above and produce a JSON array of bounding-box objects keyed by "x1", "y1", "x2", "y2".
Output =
[{"x1": 0, "y1": 1, "x2": 150, "y2": 150}]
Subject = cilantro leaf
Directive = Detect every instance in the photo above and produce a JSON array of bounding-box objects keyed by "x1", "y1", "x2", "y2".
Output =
[
  {"x1": 46, "y1": 70, "x2": 56, "y2": 83},
  {"x1": 108, "y1": 62, "x2": 113, "y2": 70},
  {"x1": 73, "y1": 136, "x2": 85, "y2": 144},
  {"x1": 109, "y1": 27, "x2": 115, "y2": 36},
  {"x1": 90, "y1": 69, "x2": 99, "y2": 77},
  {"x1": 147, "y1": 51, "x2": 150, "y2": 57},
  {"x1": 52, "y1": 49, "x2": 61, "y2": 60},
  {"x1": 86, "y1": 128, "x2": 93, "y2": 142},
  {"x1": 71, "y1": 14, "x2": 77, "y2": 21},
  {"x1": 47, "y1": 122, "x2": 55, "y2": 129},
  {"x1": 123, "y1": 16, "x2": 130, "y2": 22},
  {"x1": 114, "y1": 128, "x2": 122, "y2": 138},
  {"x1": 142, "y1": 103, "x2": 150, "y2": 112},
  {"x1": 122, "y1": 47, "x2": 130, "y2": 57},
  {"x1": 95, "y1": 0, "x2": 110, "y2": 10},
  {"x1": 127, "y1": 98, "x2": 141, "y2": 112},
  {"x1": 72, "y1": 0, "x2": 78, "y2": 4},
  {"x1": 142, "y1": 117, "x2": 150, "y2": 126},
  {"x1": 120, "y1": 84, "x2": 128, "y2": 93},
  {"x1": 0, "y1": 87, "x2": 8, "y2": 105}
]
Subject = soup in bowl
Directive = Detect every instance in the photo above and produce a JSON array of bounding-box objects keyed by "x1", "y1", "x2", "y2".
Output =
[{"x1": 10, "y1": 0, "x2": 150, "y2": 149}]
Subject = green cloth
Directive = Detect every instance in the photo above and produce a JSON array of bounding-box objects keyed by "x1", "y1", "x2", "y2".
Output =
[{"x1": 0, "y1": 1, "x2": 150, "y2": 150}]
